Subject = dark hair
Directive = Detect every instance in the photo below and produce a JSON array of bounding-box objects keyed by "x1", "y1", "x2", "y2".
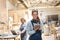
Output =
[
  {"x1": 32, "y1": 10, "x2": 38, "y2": 15},
  {"x1": 20, "y1": 18, "x2": 26, "y2": 22},
  {"x1": 32, "y1": 10, "x2": 40, "y2": 23}
]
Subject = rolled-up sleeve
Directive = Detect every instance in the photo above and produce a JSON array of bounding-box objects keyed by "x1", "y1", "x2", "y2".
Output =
[
  {"x1": 27, "y1": 22, "x2": 35, "y2": 35},
  {"x1": 40, "y1": 20, "x2": 44, "y2": 33}
]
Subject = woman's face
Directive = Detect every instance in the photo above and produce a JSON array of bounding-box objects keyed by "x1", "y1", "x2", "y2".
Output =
[
  {"x1": 21, "y1": 19, "x2": 25, "y2": 24},
  {"x1": 32, "y1": 12, "x2": 38, "y2": 20}
]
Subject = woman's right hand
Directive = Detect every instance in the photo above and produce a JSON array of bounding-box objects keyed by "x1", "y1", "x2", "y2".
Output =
[
  {"x1": 16, "y1": 31, "x2": 22, "y2": 35},
  {"x1": 34, "y1": 26, "x2": 40, "y2": 31}
]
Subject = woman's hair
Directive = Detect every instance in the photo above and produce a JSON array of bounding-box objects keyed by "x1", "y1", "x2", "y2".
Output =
[
  {"x1": 32, "y1": 10, "x2": 40, "y2": 23},
  {"x1": 20, "y1": 18, "x2": 26, "y2": 22},
  {"x1": 32, "y1": 10, "x2": 38, "y2": 15}
]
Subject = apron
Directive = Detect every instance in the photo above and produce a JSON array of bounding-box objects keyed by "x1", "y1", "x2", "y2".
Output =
[
  {"x1": 29, "y1": 20, "x2": 42, "y2": 40},
  {"x1": 20, "y1": 24, "x2": 26, "y2": 40}
]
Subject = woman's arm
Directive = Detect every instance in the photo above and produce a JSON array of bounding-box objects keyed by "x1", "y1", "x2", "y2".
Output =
[
  {"x1": 21, "y1": 24, "x2": 27, "y2": 33},
  {"x1": 17, "y1": 24, "x2": 27, "y2": 34},
  {"x1": 40, "y1": 20, "x2": 44, "y2": 33},
  {"x1": 27, "y1": 22, "x2": 35, "y2": 35}
]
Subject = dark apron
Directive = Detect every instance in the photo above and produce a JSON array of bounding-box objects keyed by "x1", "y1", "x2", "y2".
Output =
[
  {"x1": 20, "y1": 27, "x2": 26, "y2": 40},
  {"x1": 29, "y1": 30, "x2": 42, "y2": 40},
  {"x1": 29, "y1": 20, "x2": 42, "y2": 40}
]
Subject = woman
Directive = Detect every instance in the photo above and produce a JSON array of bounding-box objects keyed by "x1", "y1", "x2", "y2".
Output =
[
  {"x1": 27, "y1": 10, "x2": 42, "y2": 40},
  {"x1": 20, "y1": 18, "x2": 27, "y2": 40}
]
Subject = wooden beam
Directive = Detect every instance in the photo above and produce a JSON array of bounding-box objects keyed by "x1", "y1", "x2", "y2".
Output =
[
  {"x1": 19, "y1": 0, "x2": 28, "y2": 8},
  {"x1": 55, "y1": 2, "x2": 60, "y2": 6}
]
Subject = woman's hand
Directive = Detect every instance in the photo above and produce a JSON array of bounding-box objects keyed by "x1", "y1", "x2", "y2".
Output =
[
  {"x1": 34, "y1": 26, "x2": 40, "y2": 31},
  {"x1": 16, "y1": 32, "x2": 22, "y2": 34}
]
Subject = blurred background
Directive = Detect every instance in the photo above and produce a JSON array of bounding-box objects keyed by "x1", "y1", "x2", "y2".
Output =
[{"x1": 0, "y1": 0, "x2": 60, "y2": 40}]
